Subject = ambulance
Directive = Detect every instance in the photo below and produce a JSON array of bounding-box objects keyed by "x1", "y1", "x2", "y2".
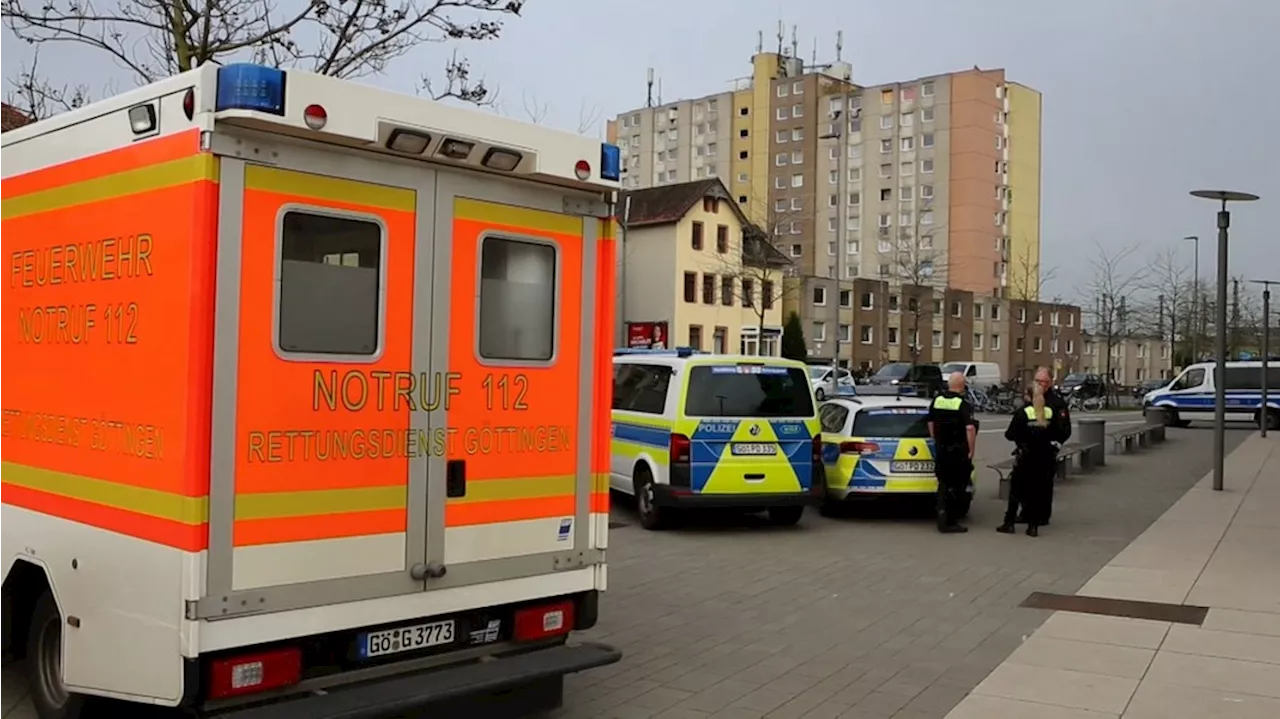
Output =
[{"x1": 1, "y1": 63, "x2": 621, "y2": 717}]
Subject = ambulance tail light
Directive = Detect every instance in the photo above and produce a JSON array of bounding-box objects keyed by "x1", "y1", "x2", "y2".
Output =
[
  {"x1": 574, "y1": 160, "x2": 591, "y2": 181},
  {"x1": 669, "y1": 433, "x2": 692, "y2": 465},
  {"x1": 600, "y1": 143, "x2": 621, "y2": 181},
  {"x1": 207, "y1": 647, "x2": 301, "y2": 700},
  {"x1": 482, "y1": 148, "x2": 523, "y2": 171},
  {"x1": 513, "y1": 600, "x2": 574, "y2": 642},
  {"x1": 840, "y1": 441, "x2": 880, "y2": 455},
  {"x1": 182, "y1": 88, "x2": 195, "y2": 120},
  {"x1": 302, "y1": 104, "x2": 328, "y2": 130},
  {"x1": 215, "y1": 64, "x2": 286, "y2": 115}
]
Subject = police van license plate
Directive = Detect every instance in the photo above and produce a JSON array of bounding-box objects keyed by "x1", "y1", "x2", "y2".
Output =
[
  {"x1": 890, "y1": 460, "x2": 935, "y2": 473},
  {"x1": 358, "y1": 620, "x2": 455, "y2": 659},
  {"x1": 731, "y1": 442, "x2": 777, "y2": 456}
]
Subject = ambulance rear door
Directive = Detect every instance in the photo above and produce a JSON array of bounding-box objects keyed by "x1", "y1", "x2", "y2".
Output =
[
  {"x1": 197, "y1": 132, "x2": 442, "y2": 619},
  {"x1": 421, "y1": 170, "x2": 608, "y2": 593}
]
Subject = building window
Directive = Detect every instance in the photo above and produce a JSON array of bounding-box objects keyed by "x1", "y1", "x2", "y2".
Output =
[
  {"x1": 879, "y1": 163, "x2": 892, "y2": 178},
  {"x1": 921, "y1": 159, "x2": 934, "y2": 174},
  {"x1": 888, "y1": 327, "x2": 899, "y2": 344},
  {"x1": 949, "y1": 332, "x2": 961, "y2": 349},
  {"x1": 880, "y1": 89, "x2": 893, "y2": 105},
  {"x1": 1034, "y1": 337, "x2": 1043, "y2": 352},
  {"x1": 716, "y1": 225, "x2": 729, "y2": 253},
  {"x1": 1068, "y1": 312, "x2": 1076, "y2": 327},
  {"x1": 812, "y1": 321, "x2": 826, "y2": 341},
  {"x1": 741, "y1": 278, "x2": 755, "y2": 307},
  {"x1": 762, "y1": 280, "x2": 775, "y2": 309},
  {"x1": 921, "y1": 133, "x2": 934, "y2": 148},
  {"x1": 691, "y1": 221, "x2": 704, "y2": 250},
  {"x1": 860, "y1": 292, "x2": 874, "y2": 309},
  {"x1": 921, "y1": 107, "x2": 935, "y2": 122},
  {"x1": 791, "y1": 174, "x2": 804, "y2": 188},
  {"x1": 974, "y1": 303, "x2": 984, "y2": 320},
  {"x1": 775, "y1": 152, "x2": 788, "y2": 166},
  {"x1": 278, "y1": 210, "x2": 382, "y2": 356},
  {"x1": 992, "y1": 334, "x2": 1002, "y2": 350},
  {"x1": 880, "y1": 138, "x2": 893, "y2": 154},
  {"x1": 921, "y1": 185, "x2": 934, "y2": 199},
  {"x1": 683, "y1": 272, "x2": 697, "y2": 302},
  {"x1": 901, "y1": 186, "x2": 915, "y2": 201},
  {"x1": 920, "y1": 211, "x2": 934, "y2": 225},
  {"x1": 702, "y1": 274, "x2": 716, "y2": 304},
  {"x1": 813, "y1": 286, "x2": 827, "y2": 305},
  {"x1": 688, "y1": 324, "x2": 703, "y2": 350},
  {"x1": 791, "y1": 151, "x2": 804, "y2": 164},
  {"x1": 792, "y1": 127, "x2": 803, "y2": 141},
  {"x1": 720, "y1": 276, "x2": 734, "y2": 306},
  {"x1": 879, "y1": 115, "x2": 893, "y2": 130},
  {"x1": 774, "y1": 176, "x2": 786, "y2": 189},
  {"x1": 477, "y1": 236, "x2": 557, "y2": 361},
  {"x1": 932, "y1": 330, "x2": 943, "y2": 348},
  {"x1": 790, "y1": 244, "x2": 802, "y2": 257},
  {"x1": 974, "y1": 333, "x2": 984, "y2": 350},
  {"x1": 901, "y1": 136, "x2": 914, "y2": 151},
  {"x1": 1067, "y1": 339, "x2": 1075, "y2": 354},
  {"x1": 776, "y1": 107, "x2": 787, "y2": 120},
  {"x1": 713, "y1": 326, "x2": 728, "y2": 353},
  {"x1": 880, "y1": 188, "x2": 892, "y2": 202},
  {"x1": 1035, "y1": 310, "x2": 1044, "y2": 325},
  {"x1": 861, "y1": 325, "x2": 873, "y2": 344},
  {"x1": 878, "y1": 213, "x2": 891, "y2": 228},
  {"x1": 839, "y1": 289, "x2": 852, "y2": 307},
  {"x1": 777, "y1": 84, "x2": 789, "y2": 97},
  {"x1": 839, "y1": 323, "x2": 852, "y2": 342}
]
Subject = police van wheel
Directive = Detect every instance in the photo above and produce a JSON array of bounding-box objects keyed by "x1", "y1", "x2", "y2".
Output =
[
  {"x1": 634, "y1": 470, "x2": 670, "y2": 531},
  {"x1": 767, "y1": 506, "x2": 804, "y2": 526},
  {"x1": 1259, "y1": 409, "x2": 1280, "y2": 431},
  {"x1": 26, "y1": 593, "x2": 86, "y2": 719}
]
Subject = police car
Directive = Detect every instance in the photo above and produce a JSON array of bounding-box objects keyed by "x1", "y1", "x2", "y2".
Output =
[
  {"x1": 610, "y1": 349, "x2": 823, "y2": 530},
  {"x1": 817, "y1": 395, "x2": 974, "y2": 516}
]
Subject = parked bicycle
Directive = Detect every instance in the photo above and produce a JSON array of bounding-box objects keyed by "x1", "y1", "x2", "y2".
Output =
[{"x1": 1066, "y1": 392, "x2": 1104, "y2": 413}]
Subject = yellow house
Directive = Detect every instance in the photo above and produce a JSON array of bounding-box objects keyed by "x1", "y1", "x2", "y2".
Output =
[{"x1": 618, "y1": 178, "x2": 789, "y2": 355}]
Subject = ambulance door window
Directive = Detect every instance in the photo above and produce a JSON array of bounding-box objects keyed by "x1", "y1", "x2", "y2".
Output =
[
  {"x1": 478, "y1": 236, "x2": 557, "y2": 361},
  {"x1": 277, "y1": 210, "x2": 383, "y2": 356}
]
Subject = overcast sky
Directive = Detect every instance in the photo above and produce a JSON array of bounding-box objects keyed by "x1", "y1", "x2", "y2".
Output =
[{"x1": 5, "y1": 0, "x2": 1277, "y2": 304}]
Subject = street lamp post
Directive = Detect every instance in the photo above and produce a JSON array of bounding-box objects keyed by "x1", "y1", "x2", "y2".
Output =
[
  {"x1": 1184, "y1": 236, "x2": 1199, "y2": 362},
  {"x1": 1250, "y1": 279, "x2": 1277, "y2": 437},
  {"x1": 821, "y1": 85, "x2": 858, "y2": 396},
  {"x1": 1190, "y1": 190, "x2": 1260, "y2": 491}
]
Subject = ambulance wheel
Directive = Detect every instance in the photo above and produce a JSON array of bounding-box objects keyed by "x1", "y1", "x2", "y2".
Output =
[
  {"x1": 767, "y1": 506, "x2": 804, "y2": 526},
  {"x1": 26, "y1": 593, "x2": 86, "y2": 719},
  {"x1": 633, "y1": 469, "x2": 671, "y2": 531}
]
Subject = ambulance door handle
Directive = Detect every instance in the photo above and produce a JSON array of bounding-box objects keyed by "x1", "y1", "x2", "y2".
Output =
[{"x1": 446, "y1": 459, "x2": 467, "y2": 498}]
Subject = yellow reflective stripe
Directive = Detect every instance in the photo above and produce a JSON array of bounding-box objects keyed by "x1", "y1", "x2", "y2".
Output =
[
  {"x1": 454, "y1": 197, "x2": 582, "y2": 235},
  {"x1": 1022, "y1": 406, "x2": 1055, "y2": 420},
  {"x1": 234, "y1": 485, "x2": 406, "y2": 520},
  {"x1": 932, "y1": 396, "x2": 963, "y2": 410},
  {"x1": 244, "y1": 164, "x2": 415, "y2": 213},
  {"x1": 592, "y1": 472, "x2": 609, "y2": 494},
  {"x1": 1, "y1": 462, "x2": 207, "y2": 524},
  {"x1": 448, "y1": 474, "x2": 576, "y2": 504},
  {"x1": 2, "y1": 155, "x2": 219, "y2": 220}
]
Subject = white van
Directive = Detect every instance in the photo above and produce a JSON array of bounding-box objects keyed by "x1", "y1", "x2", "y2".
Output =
[
  {"x1": 939, "y1": 361, "x2": 1003, "y2": 391},
  {"x1": 1144, "y1": 361, "x2": 1280, "y2": 429}
]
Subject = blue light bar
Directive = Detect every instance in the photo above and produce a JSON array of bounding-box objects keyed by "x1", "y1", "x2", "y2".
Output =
[
  {"x1": 600, "y1": 143, "x2": 621, "y2": 181},
  {"x1": 216, "y1": 64, "x2": 286, "y2": 115},
  {"x1": 613, "y1": 347, "x2": 703, "y2": 358}
]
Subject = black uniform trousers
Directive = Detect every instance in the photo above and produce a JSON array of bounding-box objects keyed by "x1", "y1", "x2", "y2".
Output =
[
  {"x1": 1005, "y1": 448, "x2": 1055, "y2": 526},
  {"x1": 935, "y1": 446, "x2": 972, "y2": 526}
]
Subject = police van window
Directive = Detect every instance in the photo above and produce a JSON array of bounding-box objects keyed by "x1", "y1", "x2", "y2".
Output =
[
  {"x1": 278, "y1": 211, "x2": 382, "y2": 355},
  {"x1": 479, "y1": 237, "x2": 556, "y2": 361},
  {"x1": 613, "y1": 364, "x2": 670, "y2": 414},
  {"x1": 683, "y1": 365, "x2": 814, "y2": 418},
  {"x1": 1225, "y1": 366, "x2": 1280, "y2": 390},
  {"x1": 1170, "y1": 368, "x2": 1206, "y2": 391},
  {"x1": 852, "y1": 409, "x2": 930, "y2": 438}
]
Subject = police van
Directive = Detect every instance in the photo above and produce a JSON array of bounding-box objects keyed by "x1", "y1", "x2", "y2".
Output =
[
  {"x1": 817, "y1": 396, "x2": 974, "y2": 516},
  {"x1": 1144, "y1": 361, "x2": 1280, "y2": 429},
  {"x1": 610, "y1": 349, "x2": 823, "y2": 529}
]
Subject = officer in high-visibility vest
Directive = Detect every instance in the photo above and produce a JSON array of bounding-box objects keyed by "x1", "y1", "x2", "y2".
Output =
[
  {"x1": 999, "y1": 380, "x2": 1070, "y2": 536},
  {"x1": 927, "y1": 372, "x2": 978, "y2": 533}
]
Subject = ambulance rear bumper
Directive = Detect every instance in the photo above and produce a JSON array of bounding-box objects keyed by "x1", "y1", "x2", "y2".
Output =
[{"x1": 212, "y1": 641, "x2": 621, "y2": 719}]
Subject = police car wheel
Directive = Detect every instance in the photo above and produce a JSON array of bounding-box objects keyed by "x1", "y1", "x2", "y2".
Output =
[
  {"x1": 633, "y1": 469, "x2": 670, "y2": 531},
  {"x1": 27, "y1": 593, "x2": 86, "y2": 719},
  {"x1": 767, "y1": 506, "x2": 804, "y2": 526}
]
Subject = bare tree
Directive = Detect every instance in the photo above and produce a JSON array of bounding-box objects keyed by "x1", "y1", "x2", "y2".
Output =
[
  {"x1": 2, "y1": 0, "x2": 522, "y2": 118},
  {"x1": 715, "y1": 194, "x2": 805, "y2": 347},
  {"x1": 1085, "y1": 241, "x2": 1147, "y2": 406},
  {"x1": 1006, "y1": 250, "x2": 1059, "y2": 380},
  {"x1": 510, "y1": 92, "x2": 604, "y2": 135},
  {"x1": 886, "y1": 203, "x2": 946, "y2": 362},
  {"x1": 1139, "y1": 246, "x2": 1193, "y2": 365}
]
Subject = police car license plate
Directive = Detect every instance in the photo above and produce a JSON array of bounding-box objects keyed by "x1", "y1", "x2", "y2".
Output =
[
  {"x1": 890, "y1": 460, "x2": 935, "y2": 473},
  {"x1": 358, "y1": 619, "x2": 455, "y2": 659},
  {"x1": 731, "y1": 442, "x2": 777, "y2": 456}
]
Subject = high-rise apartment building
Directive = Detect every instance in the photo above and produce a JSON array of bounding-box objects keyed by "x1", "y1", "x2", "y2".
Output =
[{"x1": 606, "y1": 49, "x2": 1042, "y2": 302}]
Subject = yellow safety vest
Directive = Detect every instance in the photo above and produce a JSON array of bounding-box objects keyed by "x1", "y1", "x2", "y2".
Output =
[
  {"x1": 932, "y1": 396, "x2": 963, "y2": 411},
  {"x1": 1023, "y1": 406, "x2": 1054, "y2": 421}
]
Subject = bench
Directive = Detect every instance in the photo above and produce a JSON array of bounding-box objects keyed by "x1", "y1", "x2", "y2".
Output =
[
  {"x1": 1109, "y1": 422, "x2": 1166, "y2": 454},
  {"x1": 988, "y1": 441, "x2": 1102, "y2": 500}
]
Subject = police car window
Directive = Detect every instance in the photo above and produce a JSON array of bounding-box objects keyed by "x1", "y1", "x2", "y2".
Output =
[
  {"x1": 478, "y1": 236, "x2": 556, "y2": 361},
  {"x1": 683, "y1": 365, "x2": 814, "y2": 418},
  {"x1": 820, "y1": 404, "x2": 848, "y2": 433},
  {"x1": 852, "y1": 409, "x2": 930, "y2": 438},
  {"x1": 613, "y1": 364, "x2": 670, "y2": 414},
  {"x1": 278, "y1": 210, "x2": 382, "y2": 355}
]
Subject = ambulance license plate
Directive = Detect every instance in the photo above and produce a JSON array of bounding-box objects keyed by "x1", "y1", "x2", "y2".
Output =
[
  {"x1": 358, "y1": 619, "x2": 455, "y2": 659},
  {"x1": 731, "y1": 442, "x2": 777, "y2": 456},
  {"x1": 890, "y1": 460, "x2": 935, "y2": 473}
]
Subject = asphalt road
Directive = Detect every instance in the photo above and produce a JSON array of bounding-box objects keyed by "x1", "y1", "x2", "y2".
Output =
[{"x1": 1, "y1": 419, "x2": 1251, "y2": 719}]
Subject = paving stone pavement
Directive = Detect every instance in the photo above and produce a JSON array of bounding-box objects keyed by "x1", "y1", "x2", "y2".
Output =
[{"x1": 1, "y1": 425, "x2": 1249, "y2": 719}]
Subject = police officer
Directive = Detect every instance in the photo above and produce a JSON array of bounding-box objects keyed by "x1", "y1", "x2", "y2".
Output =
[
  {"x1": 1000, "y1": 379, "x2": 1070, "y2": 536},
  {"x1": 1017, "y1": 367, "x2": 1072, "y2": 525},
  {"x1": 927, "y1": 372, "x2": 978, "y2": 533}
]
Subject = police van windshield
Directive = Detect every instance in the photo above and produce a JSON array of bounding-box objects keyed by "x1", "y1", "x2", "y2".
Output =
[
  {"x1": 684, "y1": 365, "x2": 815, "y2": 418},
  {"x1": 852, "y1": 408, "x2": 931, "y2": 438}
]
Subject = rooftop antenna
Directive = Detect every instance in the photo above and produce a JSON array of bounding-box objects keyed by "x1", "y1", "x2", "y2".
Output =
[
  {"x1": 657, "y1": 78, "x2": 663, "y2": 106},
  {"x1": 791, "y1": 25, "x2": 799, "y2": 59},
  {"x1": 776, "y1": 20, "x2": 784, "y2": 55},
  {"x1": 757, "y1": 29, "x2": 763, "y2": 53},
  {"x1": 811, "y1": 38, "x2": 817, "y2": 67},
  {"x1": 836, "y1": 30, "x2": 844, "y2": 62},
  {"x1": 645, "y1": 67, "x2": 655, "y2": 108}
]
